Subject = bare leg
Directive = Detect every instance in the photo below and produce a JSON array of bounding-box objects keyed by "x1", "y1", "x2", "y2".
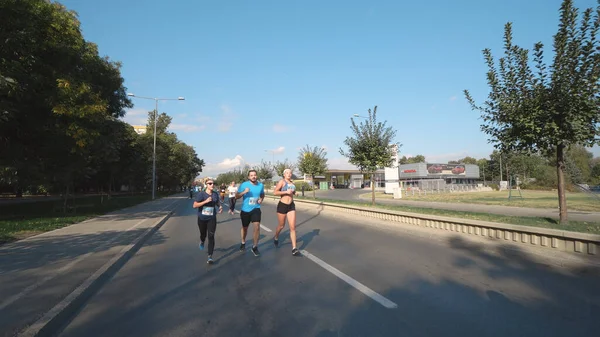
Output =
[
  {"x1": 252, "y1": 222, "x2": 260, "y2": 247},
  {"x1": 274, "y1": 213, "x2": 287, "y2": 240},
  {"x1": 241, "y1": 226, "x2": 248, "y2": 243},
  {"x1": 287, "y1": 211, "x2": 297, "y2": 249}
]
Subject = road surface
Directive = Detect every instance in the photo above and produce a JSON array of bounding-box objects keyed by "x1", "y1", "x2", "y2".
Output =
[{"x1": 57, "y1": 197, "x2": 600, "y2": 337}]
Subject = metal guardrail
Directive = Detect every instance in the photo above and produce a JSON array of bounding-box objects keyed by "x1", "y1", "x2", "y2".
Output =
[{"x1": 264, "y1": 196, "x2": 600, "y2": 259}]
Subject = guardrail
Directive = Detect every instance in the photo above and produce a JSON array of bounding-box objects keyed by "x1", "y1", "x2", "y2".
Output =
[{"x1": 264, "y1": 196, "x2": 600, "y2": 259}]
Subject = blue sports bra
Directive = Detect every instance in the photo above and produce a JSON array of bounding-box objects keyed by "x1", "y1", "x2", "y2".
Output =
[{"x1": 281, "y1": 180, "x2": 296, "y2": 192}]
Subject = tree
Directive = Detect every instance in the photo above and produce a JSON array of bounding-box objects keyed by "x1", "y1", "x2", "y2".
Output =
[
  {"x1": 458, "y1": 156, "x2": 478, "y2": 165},
  {"x1": 254, "y1": 160, "x2": 274, "y2": 181},
  {"x1": 464, "y1": 0, "x2": 600, "y2": 223},
  {"x1": 273, "y1": 159, "x2": 297, "y2": 177},
  {"x1": 399, "y1": 155, "x2": 426, "y2": 164},
  {"x1": 339, "y1": 106, "x2": 399, "y2": 206},
  {"x1": 297, "y1": 145, "x2": 328, "y2": 199}
]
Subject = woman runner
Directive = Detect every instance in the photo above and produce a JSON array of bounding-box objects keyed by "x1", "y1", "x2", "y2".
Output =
[
  {"x1": 192, "y1": 177, "x2": 222, "y2": 264},
  {"x1": 273, "y1": 168, "x2": 300, "y2": 256}
]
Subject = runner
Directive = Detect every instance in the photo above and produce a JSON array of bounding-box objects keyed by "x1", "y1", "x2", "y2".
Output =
[
  {"x1": 219, "y1": 183, "x2": 226, "y2": 203},
  {"x1": 227, "y1": 181, "x2": 237, "y2": 215},
  {"x1": 236, "y1": 169, "x2": 265, "y2": 256},
  {"x1": 192, "y1": 177, "x2": 222, "y2": 264},
  {"x1": 273, "y1": 168, "x2": 300, "y2": 256}
]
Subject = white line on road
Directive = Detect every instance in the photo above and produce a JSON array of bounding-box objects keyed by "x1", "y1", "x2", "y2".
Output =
[{"x1": 300, "y1": 249, "x2": 398, "y2": 309}]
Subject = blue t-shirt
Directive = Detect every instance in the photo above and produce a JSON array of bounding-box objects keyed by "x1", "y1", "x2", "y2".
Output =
[
  {"x1": 238, "y1": 181, "x2": 265, "y2": 213},
  {"x1": 195, "y1": 190, "x2": 220, "y2": 220}
]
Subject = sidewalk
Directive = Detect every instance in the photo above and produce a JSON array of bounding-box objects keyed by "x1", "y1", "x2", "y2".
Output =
[{"x1": 0, "y1": 194, "x2": 188, "y2": 337}]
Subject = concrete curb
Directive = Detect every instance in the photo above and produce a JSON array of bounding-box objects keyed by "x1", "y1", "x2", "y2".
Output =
[
  {"x1": 264, "y1": 196, "x2": 600, "y2": 259},
  {"x1": 18, "y1": 211, "x2": 174, "y2": 337}
]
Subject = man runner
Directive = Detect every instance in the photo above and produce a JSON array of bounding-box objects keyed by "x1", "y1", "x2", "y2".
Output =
[{"x1": 236, "y1": 169, "x2": 265, "y2": 256}]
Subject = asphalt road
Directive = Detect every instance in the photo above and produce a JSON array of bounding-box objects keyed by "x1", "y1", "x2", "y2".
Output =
[{"x1": 57, "y1": 197, "x2": 600, "y2": 337}]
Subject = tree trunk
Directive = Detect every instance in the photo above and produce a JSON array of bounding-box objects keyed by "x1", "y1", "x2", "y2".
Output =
[
  {"x1": 312, "y1": 175, "x2": 316, "y2": 199},
  {"x1": 371, "y1": 174, "x2": 375, "y2": 206},
  {"x1": 556, "y1": 144, "x2": 568, "y2": 223},
  {"x1": 63, "y1": 184, "x2": 69, "y2": 214}
]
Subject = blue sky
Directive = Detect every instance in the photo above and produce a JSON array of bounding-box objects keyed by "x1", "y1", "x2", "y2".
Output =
[{"x1": 61, "y1": 0, "x2": 599, "y2": 177}]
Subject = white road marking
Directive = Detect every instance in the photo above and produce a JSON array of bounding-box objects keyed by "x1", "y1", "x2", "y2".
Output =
[{"x1": 301, "y1": 249, "x2": 398, "y2": 309}]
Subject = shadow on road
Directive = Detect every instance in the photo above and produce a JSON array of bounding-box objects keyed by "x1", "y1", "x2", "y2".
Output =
[{"x1": 0, "y1": 228, "x2": 168, "y2": 275}]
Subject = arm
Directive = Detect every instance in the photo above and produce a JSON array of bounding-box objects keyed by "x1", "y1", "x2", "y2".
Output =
[
  {"x1": 215, "y1": 192, "x2": 223, "y2": 213},
  {"x1": 235, "y1": 184, "x2": 249, "y2": 199},
  {"x1": 192, "y1": 193, "x2": 209, "y2": 208},
  {"x1": 258, "y1": 186, "x2": 265, "y2": 204},
  {"x1": 273, "y1": 180, "x2": 285, "y2": 196}
]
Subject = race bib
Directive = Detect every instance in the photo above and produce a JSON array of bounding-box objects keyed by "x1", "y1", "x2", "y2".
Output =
[
  {"x1": 201, "y1": 206, "x2": 214, "y2": 216},
  {"x1": 248, "y1": 197, "x2": 257, "y2": 205}
]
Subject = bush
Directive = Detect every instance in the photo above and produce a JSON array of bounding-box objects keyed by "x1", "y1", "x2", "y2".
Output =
[{"x1": 293, "y1": 180, "x2": 313, "y2": 191}]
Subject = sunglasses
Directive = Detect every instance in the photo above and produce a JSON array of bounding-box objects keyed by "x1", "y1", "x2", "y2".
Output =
[{"x1": 206, "y1": 182, "x2": 214, "y2": 185}]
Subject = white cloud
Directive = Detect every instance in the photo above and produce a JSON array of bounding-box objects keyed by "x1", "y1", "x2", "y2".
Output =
[
  {"x1": 169, "y1": 124, "x2": 205, "y2": 132},
  {"x1": 327, "y1": 157, "x2": 358, "y2": 170},
  {"x1": 201, "y1": 155, "x2": 246, "y2": 178},
  {"x1": 273, "y1": 124, "x2": 289, "y2": 133},
  {"x1": 121, "y1": 108, "x2": 148, "y2": 126},
  {"x1": 126, "y1": 108, "x2": 147, "y2": 116},
  {"x1": 178, "y1": 113, "x2": 188, "y2": 118},
  {"x1": 272, "y1": 146, "x2": 285, "y2": 154},
  {"x1": 449, "y1": 96, "x2": 457, "y2": 101}
]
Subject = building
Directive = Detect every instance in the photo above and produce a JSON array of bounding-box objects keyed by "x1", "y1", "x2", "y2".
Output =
[
  {"x1": 397, "y1": 163, "x2": 480, "y2": 190},
  {"x1": 384, "y1": 144, "x2": 400, "y2": 194},
  {"x1": 305, "y1": 169, "x2": 385, "y2": 190},
  {"x1": 132, "y1": 125, "x2": 147, "y2": 135}
]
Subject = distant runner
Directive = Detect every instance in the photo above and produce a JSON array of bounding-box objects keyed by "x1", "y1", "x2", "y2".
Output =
[
  {"x1": 227, "y1": 181, "x2": 237, "y2": 215},
  {"x1": 192, "y1": 178, "x2": 222, "y2": 264},
  {"x1": 273, "y1": 168, "x2": 300, "y2": 256},
  {"x1": 236, "y1": 170, "x2": 265, "y2": 257}
]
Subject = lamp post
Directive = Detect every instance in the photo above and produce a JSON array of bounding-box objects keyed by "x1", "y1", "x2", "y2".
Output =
[{"x1": 127, "y1": 93, "x2": 185, "y2": 200}]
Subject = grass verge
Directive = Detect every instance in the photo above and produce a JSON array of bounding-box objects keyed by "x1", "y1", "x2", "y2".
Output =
[
  {"x1": 359, "y1": 190, "x2": 600, "y2": 212},
  {"x1": 287, "y1": 195, "x2": 600, "y2": 235},
  {"x1": 0, "y1": 192, "x2": 173, "y2": 244}
]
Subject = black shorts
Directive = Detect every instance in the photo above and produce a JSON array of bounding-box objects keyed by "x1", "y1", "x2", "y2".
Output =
[
  {"x1": 276, "y1": 201, "x2": 296, "y2": 214},
  {"x1": 240, "y1": 208, "x2": 261, "y2": 228}
]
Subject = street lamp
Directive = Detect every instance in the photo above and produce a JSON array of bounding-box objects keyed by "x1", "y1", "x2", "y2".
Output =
[
  {"x1": 352, "y1": 113, "x2": 368, "y2": 119},
  {"x1": 127, "y1": 93, "x2": 185, "y2": 200}
]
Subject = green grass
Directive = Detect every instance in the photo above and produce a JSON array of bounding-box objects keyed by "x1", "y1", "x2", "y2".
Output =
[
  {"x1": 360, "y1": 190, "x2": 600, "y2": 212},
  {"x1": 0, "y1": 192, "x2": 173, "y2": 244},
  {"x1": 287, "y1": 195, "x2": 600, "y2": 235}
]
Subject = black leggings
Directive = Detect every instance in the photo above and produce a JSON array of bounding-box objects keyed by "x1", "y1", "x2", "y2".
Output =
[
  {"x1": 197, "y1": 217, "x2": 217, "y2": 255},
  {"x1": 229, "y1": 197, "x2": 236, "y2": 210}
]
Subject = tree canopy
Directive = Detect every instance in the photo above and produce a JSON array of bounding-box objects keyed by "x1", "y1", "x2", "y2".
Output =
[
  {"x1": 464, "y1": 0, "x2": 600, "y2": 223},
  {"x1": 0, "y1": 0, "x2": 203, "y2": 198},
  {"x1": 339, "y1": 105, "x2": 399, "y2": 205}
]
